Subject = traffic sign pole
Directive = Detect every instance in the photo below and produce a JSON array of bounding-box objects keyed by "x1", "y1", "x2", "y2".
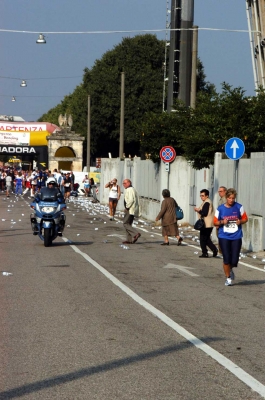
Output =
[{"x1": 160, "y1": 146, "x2": 176, "y2": 190}]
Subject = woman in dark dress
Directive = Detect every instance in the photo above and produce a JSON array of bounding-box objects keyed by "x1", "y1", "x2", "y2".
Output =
[{"x1": 155, "y1": 189, "x2": 183, "y2": 246}]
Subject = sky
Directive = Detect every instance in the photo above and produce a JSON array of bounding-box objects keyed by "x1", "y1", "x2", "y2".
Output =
[{"x1": 0, "y1": 0, "x2": 254, "y2": 122}]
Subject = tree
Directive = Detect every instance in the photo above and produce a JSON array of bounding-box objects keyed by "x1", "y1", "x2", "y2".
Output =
[
  {"x1": 39, "y1": 35, "x2": 219, "y2": 167},
  {"x1": 196, "y1": 58, "x2": 215, "y2": 95},
  {"x1": 245, "y1": 87, "x2": 265, "y2": 153},
  {"x1": 39, "y1": 34, "x2": 165, "y2": 157},
  {"x1": 136, "y1": 101, "x2": 191, "y2": 162},
  {"x1": 136, "y1": 83, "x2": 265, "y2": 170}
]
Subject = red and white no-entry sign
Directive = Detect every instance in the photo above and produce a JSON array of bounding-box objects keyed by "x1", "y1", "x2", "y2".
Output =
[{"x1": 160, "y1": 146, "x2": 176, "y2": 163}]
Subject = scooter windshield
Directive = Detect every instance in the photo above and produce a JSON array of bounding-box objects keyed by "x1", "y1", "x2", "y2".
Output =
[{"x1": 39, "y1": 187, "x2": 59, "y2": 202}]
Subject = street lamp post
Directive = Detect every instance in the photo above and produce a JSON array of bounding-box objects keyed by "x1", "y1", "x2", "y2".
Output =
[
  {"x1": 86, "y1": 95, "x2": 91, "y2": 173},
  {"x1": 119, "y1": 72, "x2": 125, "y2": 159}
]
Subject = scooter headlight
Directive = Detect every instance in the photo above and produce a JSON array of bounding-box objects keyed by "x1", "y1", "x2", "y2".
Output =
[{"x1": 40, "y1": 206, "x2": 57, "y2": 213}]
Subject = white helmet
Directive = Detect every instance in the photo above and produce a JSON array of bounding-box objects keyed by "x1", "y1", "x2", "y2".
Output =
[{"x1": 46, "y1": 177, "x2": 57, "y2": 186}]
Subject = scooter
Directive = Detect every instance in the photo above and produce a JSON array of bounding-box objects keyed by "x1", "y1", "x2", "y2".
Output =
[{"x1": 30, "y1": 187, "x2": 66, "y2": 247}]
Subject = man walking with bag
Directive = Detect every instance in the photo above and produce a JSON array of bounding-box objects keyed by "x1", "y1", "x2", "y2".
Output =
[
  {"x1": 122, "y1": 179, "x2": 141, "y2": 244},
  {"x1": 194, "y1": 189, "x2": 218, "y2": 258}
]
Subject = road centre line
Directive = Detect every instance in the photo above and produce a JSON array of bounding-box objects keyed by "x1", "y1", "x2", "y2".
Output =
[{"x1": 63, "y1": 236, "x2": 265, "y2": 398}]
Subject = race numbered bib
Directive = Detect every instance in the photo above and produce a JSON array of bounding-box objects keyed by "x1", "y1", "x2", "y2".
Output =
[{"x1": 223, "y1": 220, "x2": 238, "y2": 233}]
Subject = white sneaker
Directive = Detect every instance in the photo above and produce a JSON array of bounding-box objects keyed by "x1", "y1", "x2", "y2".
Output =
[
  {"x1": 225, "y1": 277, "x2": 232, "y2": 286},
  {"x1": 230, "y1": 270, "x2": 235, "y2": 281}
]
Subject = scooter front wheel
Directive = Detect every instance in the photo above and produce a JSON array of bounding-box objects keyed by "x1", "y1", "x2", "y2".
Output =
[{"x1": 44, "y1": 227, "x2": 52, "y2": 247}]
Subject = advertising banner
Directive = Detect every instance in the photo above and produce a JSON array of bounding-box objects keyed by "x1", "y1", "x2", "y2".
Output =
[
  {"x1": 0, "y1": 131, "x2": 30, "y2": 145},
  {"x1": 0, "y1": 122, "x2": 60, "y2": 146}
]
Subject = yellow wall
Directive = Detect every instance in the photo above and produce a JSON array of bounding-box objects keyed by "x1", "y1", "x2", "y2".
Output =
[
  {"x1": 29, "y1": 132, "x2": 50, "y2": 146},
  {"x1": 89, "y1": 172, "x2": 101, "y2": 183}
]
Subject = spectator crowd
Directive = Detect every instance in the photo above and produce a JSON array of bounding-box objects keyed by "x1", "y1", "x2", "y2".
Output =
[{"x1": 0, "y1": 167, "x2": 77, "y2": 201}]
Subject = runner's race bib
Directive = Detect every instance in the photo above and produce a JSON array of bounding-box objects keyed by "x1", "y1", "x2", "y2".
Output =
[{"x1": 224, "y1": 220, "x2": 238, "y2": 233}]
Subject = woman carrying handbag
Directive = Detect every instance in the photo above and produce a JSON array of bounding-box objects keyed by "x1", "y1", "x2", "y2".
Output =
[
  {"x1": 194, "y1": 189, "x2": 218, "y2": 258},
  {"x1": 155, "y1": 189, "x2": 183, "y2": 246}
]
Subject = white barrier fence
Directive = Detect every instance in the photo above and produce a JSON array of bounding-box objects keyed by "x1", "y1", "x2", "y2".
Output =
[{"x1": 99, "y1": 152, "x2": 265, "y2": 252}]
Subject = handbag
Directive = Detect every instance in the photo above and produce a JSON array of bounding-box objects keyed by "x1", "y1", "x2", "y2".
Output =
[
  {"x1": 175, "y1": 205, "x2": 184, "y2": 220},
  {"x1": 194, "y1": 218, "x2": 205, "y2": 230}
]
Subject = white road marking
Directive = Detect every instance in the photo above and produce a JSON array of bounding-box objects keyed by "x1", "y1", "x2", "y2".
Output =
[
  {"x1": 137, "y1": 227, "x2": 149, "y2": 233},
  {"x1": 107, "y1": 234, "x2": 125, "y2": 239},
  {"x1": 164, "y1": 263, "x2": 199, "y2": 277},
  {"x1": 237, "y1": 260, "x2": 265, "y2": 272},
  {"x1": 63, "y1": 236, "x2": 265, "y2": 398},
  {"x1": 153, "y1": 233, "x2": 265, "y2": 273},
  {"x1": 188, "y1": 244, "x2": 265, "y2": 273}
]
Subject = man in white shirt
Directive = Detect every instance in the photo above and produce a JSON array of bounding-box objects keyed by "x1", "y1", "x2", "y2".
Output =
[
  {"x1": 122, "y1": 179, "x2": 141, "y2": 244},
  {"x1": 53, "y1": 168, "x2": 61, "y2": 183}
]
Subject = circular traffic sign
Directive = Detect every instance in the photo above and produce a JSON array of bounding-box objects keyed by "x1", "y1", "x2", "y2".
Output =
[
  {"x1": 160, "y1": 146, "x2": 176, "y2": 163},
  {"x1": 225, "y1": 137, "x2": 245, "y2": 160}
]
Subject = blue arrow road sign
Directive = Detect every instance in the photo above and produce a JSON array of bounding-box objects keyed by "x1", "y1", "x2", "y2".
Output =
[{"x1": 225, "y1": 137, "x2": 245, "y2": 160}]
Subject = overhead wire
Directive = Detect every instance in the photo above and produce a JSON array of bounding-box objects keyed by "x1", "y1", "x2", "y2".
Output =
[
  {"x1": 0, "y1": 27, "x2": 261, "y2": 34},
  {"x1": 0, "y1": 76, "x2": 82, "y2": 81}
]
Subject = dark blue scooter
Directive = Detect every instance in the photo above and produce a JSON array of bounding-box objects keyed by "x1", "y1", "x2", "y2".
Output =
[{"x1": 30, "y1": 187, "x2": 66, "y2": 247}]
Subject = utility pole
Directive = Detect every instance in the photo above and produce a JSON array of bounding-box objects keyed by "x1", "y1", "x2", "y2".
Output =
[
  {"x1": 190, "y1": 25, "x2": 198, "y2": 109},
  {"x1": 86, "y1": 95, "x2": 90, "y2": 173},
  {"x1": 167, "y1": 0, "x2": 181, "y2": 112},
  {"x1": 246, "y1": 0, "x2": 265, "y2": 89},
  {"x1": 167, "y1": 0, "x2": 194, "y2": 111},
  {"x1": 178, "y1": 0, "x2": 194, "y2": 107},
  {"x1": 119, "y1": 72, "x2": 125, "y2": 159}
]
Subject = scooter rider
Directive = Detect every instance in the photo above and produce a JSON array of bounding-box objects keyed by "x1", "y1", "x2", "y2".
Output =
[
  {"x1": 31, "y1": 180, "x2": 65, "y2": 235},
  {"x1": 44, "y1": 179, "x2": 65, "y2": 202}
]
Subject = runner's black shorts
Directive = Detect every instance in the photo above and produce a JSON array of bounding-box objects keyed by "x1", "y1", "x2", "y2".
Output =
[{"x1": 109, "y1": 197, "x2": 118, "y2": 204}]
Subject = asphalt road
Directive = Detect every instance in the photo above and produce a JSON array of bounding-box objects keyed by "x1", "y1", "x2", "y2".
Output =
[{"x1": 0, "y1": 193, "x2": 265, "y2": 400}]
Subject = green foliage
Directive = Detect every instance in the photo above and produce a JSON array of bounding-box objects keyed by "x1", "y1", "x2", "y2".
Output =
[
  {"x1": 39, "y1": 34, "x2": 165, "y2": 157},
  {"x1": 136, "y1": 83, "x2": 265, "y2": 169},
  {"x1": 196, "y1": 58, "x2": 216, "y2": 95},
  {"x1": 138, "y1": 102, "x2": 190, "y2": 162},
  {"x1": 39, "y1": 35, "x2": 265, "y2": 170}
]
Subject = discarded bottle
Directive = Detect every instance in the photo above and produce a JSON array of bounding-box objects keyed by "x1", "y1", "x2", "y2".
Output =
[{"x1": 2, "y1": 272, "x2": 13, "y2": 276}]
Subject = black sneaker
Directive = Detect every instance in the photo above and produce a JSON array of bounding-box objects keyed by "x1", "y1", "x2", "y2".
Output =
[{"x1": 199, "y1": 253, "x2": 208, "y2": 258}]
